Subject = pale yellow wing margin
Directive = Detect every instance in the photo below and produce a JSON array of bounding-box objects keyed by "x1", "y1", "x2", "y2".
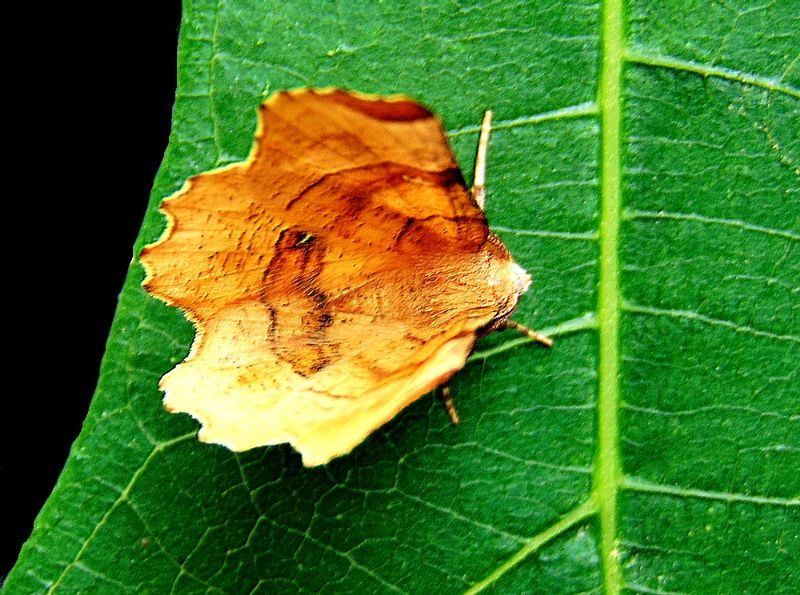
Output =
[{"x1": 159, "y1": 300, "x2": 493, "y2": 466}]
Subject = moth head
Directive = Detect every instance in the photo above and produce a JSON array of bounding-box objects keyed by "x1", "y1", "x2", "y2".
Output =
[
  {"x1": 475, "y1": 234, "x2": 532, "y2": 332},
  {"x1": 509, "y1": 260, "x2": 532, "y2": 296}
]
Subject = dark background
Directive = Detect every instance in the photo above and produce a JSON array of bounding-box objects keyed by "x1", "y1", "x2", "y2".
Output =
[{"x1": 4, "y1": 3, "x2": 182, "y2": 578}]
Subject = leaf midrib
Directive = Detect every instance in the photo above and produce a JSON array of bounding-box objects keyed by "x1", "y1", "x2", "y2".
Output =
[
  {"x1": 470, "y1": 0, "x2": 626, "y2": 589},
  {"x1": 594, "y1": 0, "x2": 624, "y2": 593}
]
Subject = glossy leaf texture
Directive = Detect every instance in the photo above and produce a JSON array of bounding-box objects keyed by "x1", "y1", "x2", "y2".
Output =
[{"x1": 8, "y1": 1, "x2": 798, "y2": 593}]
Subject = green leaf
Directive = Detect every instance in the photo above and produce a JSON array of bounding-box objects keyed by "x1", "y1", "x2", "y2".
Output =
[{"x1": 8, "y1": 0, "x2": 799, "y2": 593}]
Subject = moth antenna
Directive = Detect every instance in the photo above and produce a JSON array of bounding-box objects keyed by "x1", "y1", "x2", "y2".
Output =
[
  {"x1": 440, "y1": 385, "x2": 460, "y2": 425},
  {"x1": 500, "y1": 320, "x2": 553, "y2": 348},
  {"x1": 472, "y1": 110, "x2": 492, "y2": 210}
]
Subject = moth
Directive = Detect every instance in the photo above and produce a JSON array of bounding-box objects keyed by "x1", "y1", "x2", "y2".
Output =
[{"x1": 140, "y1": 89, "x2": 550, "y2": 466}]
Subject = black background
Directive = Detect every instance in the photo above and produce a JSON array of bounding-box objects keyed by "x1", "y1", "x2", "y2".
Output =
[{"x1": 4, "y1": 3, "x2": 182, "y2": 579}]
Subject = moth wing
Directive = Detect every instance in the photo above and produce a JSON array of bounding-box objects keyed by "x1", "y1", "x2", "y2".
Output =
[
  {"x1": 140, "y1": 89, "x2": 487, "y2": 320},
  {"x1": 139, "y1": 89, "x2": 506, "y2": 466},
  {"x1": 160, "y1": 299, "x2": 494, "y2": 466}
]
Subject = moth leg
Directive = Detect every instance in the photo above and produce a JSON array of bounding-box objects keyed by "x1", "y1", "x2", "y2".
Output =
[
  {"x1": 471, "y1": 110, "x2": 493, "y2": 210},
  {"x1": 500, "y1": 320, "x2": 554, "y2": 348},
  {"x1": 440, "y1": 384, "x2": 460, "y2": 426}
]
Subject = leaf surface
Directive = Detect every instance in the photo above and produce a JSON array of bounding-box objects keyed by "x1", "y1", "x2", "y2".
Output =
[{"x1": 8, "y1": 1, "x2": 798, "y2": 593}]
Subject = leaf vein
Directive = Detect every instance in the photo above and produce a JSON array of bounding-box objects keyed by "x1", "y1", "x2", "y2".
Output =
[
  {"x1": 594, "y1": 0, "x2": 624, "y2": 592},
  {"x1": 623, "y1": 301, "x2": 800, "y2": 343},
  {"x1": 469, "y1": 312, "x2": 598, "y2": 361},
  {"x1": 622, "y1": 476, "x2": 799, "y2": 507},
  {"x1": 623, "y1": 402, "x2": 797, "y2": 421},
  {"x1": 464, "y1": 499, "x2": 598, "y2": 594},
  {"x1": 624, "y1": 208, "x2": 800, "y2": 241},
  {"x1": 492, "y1": 226, "x2": 600, "y2": 241},
  {"x1": 447, "y1": 101, "x2": 598, "y2": 137},
  {"x1": 625, "y1": 49, "x2": 800, "y2": 99},
  {"x1": 45, "y1": 432, "x2": 196, "y2": 593},
  {"x1": 209, "y1": 0, "x2": 224, "y2": 164},
  {"x1": 393, "y1": 489, "x2": 527, "y2": 543}
]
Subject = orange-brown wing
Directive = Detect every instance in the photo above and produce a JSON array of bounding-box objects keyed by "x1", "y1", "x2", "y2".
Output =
[
  {"x1": 142, "y1": 89, "x2": 488, "y2": 321},
  {"x1": 139, "y1": 89, "x2": 518, "y2": 466}
]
